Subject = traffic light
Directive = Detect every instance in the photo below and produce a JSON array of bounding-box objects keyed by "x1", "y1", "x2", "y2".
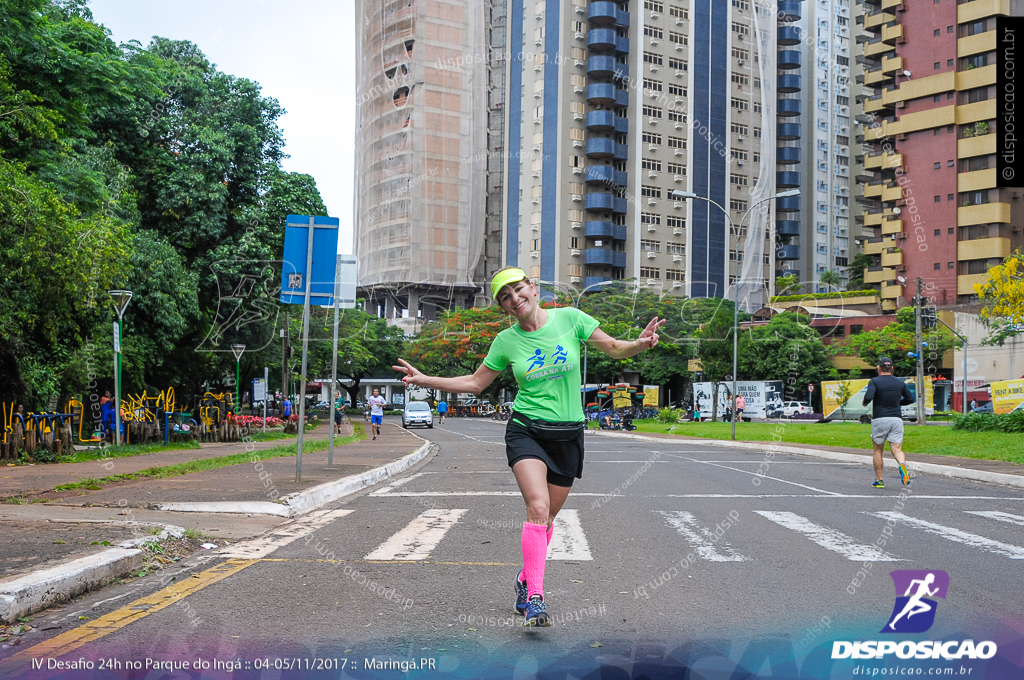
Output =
[{"x1": 921, "y1": 306, "x2": 937, "y2": 329}]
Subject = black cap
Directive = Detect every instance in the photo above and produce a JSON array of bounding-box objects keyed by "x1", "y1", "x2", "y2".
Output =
[{"x1": 878, "y1": 356, "x2": 894, "y2": 367}]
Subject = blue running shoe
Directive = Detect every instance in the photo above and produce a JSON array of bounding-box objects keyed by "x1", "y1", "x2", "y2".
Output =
[
  {"x1": 899, "y1": 463, "x2": 911, "y2": 486},
  {"x1": 522, "y1": 595, "x2": 550, "y2": 627},
  {"x1": 514, "y1": 570, "x2": 528, "y2": 614},
  {"x1": 872, "y1": 479, "x2": 885, "y2": 489}
]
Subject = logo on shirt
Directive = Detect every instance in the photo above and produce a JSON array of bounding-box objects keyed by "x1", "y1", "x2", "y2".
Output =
[{"x1": 523, "y1": 345, "x2": 570, "y2": 376}]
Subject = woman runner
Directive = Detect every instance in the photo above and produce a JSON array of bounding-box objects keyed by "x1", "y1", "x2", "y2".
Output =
[{"x1": 393, "y1": 268, "x2": 664, "y2": 626}]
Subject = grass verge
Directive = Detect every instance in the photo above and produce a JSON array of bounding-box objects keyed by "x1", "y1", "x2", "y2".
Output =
[
  {"x1": 51, "y1": 423, "x2": 367, "y2": 493},
  {"x1": 631, "y1": 420, "x2": 1024, "y2": 465},
  {"x1": 62, "y1": 440, "x2": 200, "y2": 464}
]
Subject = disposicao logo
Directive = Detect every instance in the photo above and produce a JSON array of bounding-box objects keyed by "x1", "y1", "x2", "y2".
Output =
[{"x1": 831, "y1": 569, "x2": 998, "y2": 661}]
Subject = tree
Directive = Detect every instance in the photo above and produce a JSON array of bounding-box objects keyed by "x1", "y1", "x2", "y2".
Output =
[
  {"x1": 836, "y1": 380, "x2": 854, "y2": 421},
  {"x1": 976, "y1": 250, "x2": 1024, "y2": 344},
  {"x1": 775, "y1": 274, "x2": 801, "y2": 295},
  {"x1": 737, "y1": 312, "x2": 837, "y2": 401},
  {"x1": 819, "y1": 269, "x2": 842, "y2": 292},
  {"x1": 695, "y1": 303, "x2": 736, "y2": 421},
  {"x1": 836, "y1": 307, "x2": 959, "y2": 377},
  {"x1": 845, "y1": 252, "x2": 875, "y2": 290}
]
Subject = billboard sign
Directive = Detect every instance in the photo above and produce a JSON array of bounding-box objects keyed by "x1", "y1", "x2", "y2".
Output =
[{"x1": 990, "y1": 379, "x2": 1024, "y2": 414}]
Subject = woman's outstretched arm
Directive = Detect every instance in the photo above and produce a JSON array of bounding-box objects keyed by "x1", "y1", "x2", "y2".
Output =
[
  {"x1": 586, "y1": 316, "x2": 666, "y2": 360},
  {"x1": 392, "y1": 358, "x2": 502, "y2": 395}
]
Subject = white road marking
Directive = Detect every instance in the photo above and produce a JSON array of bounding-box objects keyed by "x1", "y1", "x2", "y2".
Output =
[
  {"x1": 657, "y1": 511, "x2": 748, "y2": 561},
  {"x1": 664, "y1": 453, "x2": 845, "y2": 496},
  {"x1": 219, "y1": 509, "x2": 355, "y2": 559},
  {"x1": 754, "y1": 511, "x2": 902, "y2": 561},
  {"x1": 869, "y1": 512, "x2": 1024, "y2": 559},
  {"x1": 547, "y1": 509, "x2": 593, "y2": 561},
  {"x1": 371, "y1": 473, "x2": 426, "y2": 495},
  {"x1": 365, "y1": 509, "x2": 468, "y2": 560},
  {"x1": 965, "y1": 510, "x2": 1024, "y2": 527},
  {"x1": 370, "y1": 491, "x2": 1024, "y2": 500}
]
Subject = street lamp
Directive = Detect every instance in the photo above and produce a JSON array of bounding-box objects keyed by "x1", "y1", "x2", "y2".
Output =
[
  {"x1": 231, "y1": 344, "x2": 245, "y2": 415},
  {"x1": 107, "y1": 289, "x2": 133, "y2": 447},
  {"x1": 672, "y1": 188, "x2": 800, "y2": 441}
]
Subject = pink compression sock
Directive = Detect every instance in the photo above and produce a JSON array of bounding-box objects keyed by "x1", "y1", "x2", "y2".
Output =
[
  {"x1": 521, "y1": 522, "x2": 548, "y2": 600},
  {"x1": 546, "y1": 522, "x2": 553, "y2": 546}
]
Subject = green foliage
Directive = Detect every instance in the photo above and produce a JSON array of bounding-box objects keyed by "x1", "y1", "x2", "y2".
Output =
[
  {"x1": 656, "y1": 407, "x2": 680, "y2": 423},
  {"x1": 770, "y1": 290, "x2": 878, "y2": 303},
  {"x1": 952, "y1": 410, "x2": 1024, "y2": 433},
  {"x1": 845, "y1": 252, "x2": 876, "y2": 290},
  {"x1": 818, "y1": 270, "x2": 842, "y2": 291},
  {"x1": 836, "y1": 306, "x2": 959, "y2": 377},
  {"x1": 775, "y1": 274, "x2": 801, "y2": 295},
  {"x1": 738, "y1": 312, "x2": 837, "y2": 399}
]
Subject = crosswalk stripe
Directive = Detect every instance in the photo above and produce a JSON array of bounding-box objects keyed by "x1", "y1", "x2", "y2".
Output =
[
  {"x1": 547, "y1": 509, "x2": 593, "y2": 561},
  {"x1": 364, "y1": 509, "x2": 467, "y2": 560},
  {"x1": 965, "y1": 510, "x2": 1024, "y2": 527},
  {"x1": 219, "y1": 509, "x2": 355, "y2": 559},
  {"x1": 754, "y1": 511, "x2": 902, "y2": 562},
  {"x1": 869, "y1": 512, "x2": 1024, "y2": 560},
  {"x1": 656, "y1": 511, "x2": 748, "y2": 561},
  {"x1": 371, "y1": 472, "x2": 426, "y2": 495}
]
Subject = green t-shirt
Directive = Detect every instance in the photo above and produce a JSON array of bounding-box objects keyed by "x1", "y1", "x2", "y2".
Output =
[{"x1": 483, "y1": 307, "x2": 600, "y2": 422}]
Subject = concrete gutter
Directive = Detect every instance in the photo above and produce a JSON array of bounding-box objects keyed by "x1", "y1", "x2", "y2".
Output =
[
  {"x1": 154, "y1": 501, "x2": 293, "y2": 517},
  {"x1": 591, "y1": 431, "x2": 1024, "y2": 490}
]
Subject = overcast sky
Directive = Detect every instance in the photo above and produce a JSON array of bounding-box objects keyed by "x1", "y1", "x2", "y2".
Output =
[{"x1": 89, "y1": 0, "x2": 357, "y2": 252}]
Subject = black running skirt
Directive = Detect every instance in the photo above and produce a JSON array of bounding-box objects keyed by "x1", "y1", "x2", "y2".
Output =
[{"x1": 504, "y1": 417, "x2": 585, "y2": 487}]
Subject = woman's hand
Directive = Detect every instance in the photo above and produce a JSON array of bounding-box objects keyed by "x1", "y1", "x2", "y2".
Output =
[
  {"x1": 392, "y1": 358, "x2": 428, "y2": 388},
  {"x1": 634, "y1": 316, "x2": 667, "y2": 351}
]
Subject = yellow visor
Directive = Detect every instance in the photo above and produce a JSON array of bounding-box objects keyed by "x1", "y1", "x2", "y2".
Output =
[{"x1": 490, "y1": 268, "x2": 528, "y2": 300}]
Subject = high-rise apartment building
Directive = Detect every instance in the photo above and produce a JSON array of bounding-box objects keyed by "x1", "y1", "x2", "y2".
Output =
[
  {"x1": 857, "y1": 0, "x2": 1024, "y2": 309},
  {"x1": 496, "y1": 0, "x2": 782, "y2": 305}
]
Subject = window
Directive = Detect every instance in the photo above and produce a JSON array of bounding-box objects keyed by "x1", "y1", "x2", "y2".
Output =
[
  {"x1": 669, "y1": 6, "x2": 688, "y2": 19},
  {"x1": 732, "y1": 47, "x2": 749, "y2": 60},
  {"x1": 947, "y1": 58, "x2": 954, "y2": 66},
  {"x1": 644, "y1": 52, "x2": 663, "y2": 66},
  {"x1": 642, "y1": 131, "x2": 662, "y2": 144},
  {"x1": 668, "y1": 57, "x2": 687, "y2": 71},
  {"x1": 667, "y1": 162, "x2": 685, "y2": 174},
  {"x1": 529, "y1": 265, "x2": 541, "y2": 278},
  {"x1": 731, "y1": 98, "x2": 750, "y2": 111},
  {"x1": 568, "y1": 181, "x2": 583, "y2": 194},
  {"x1": 668, "y1": 83, "x2": 686, "y2": 96},
  {"x1": 934, "y1": 29, "x2": 940, "y2": 37},
  {"x1": 571, "y1": 47, "x2": 586, "y2": 60},
  {"x1": 640, "y1": 239, "x2": 661, "y2": 252},
  {"x1": 948, "y1": 261, "x2": 955, "y2": 268},
  {"x1": 641, "y1": 185, "x2": 662, "y2": 198},
  {"x1": 730, "y1": 199, "x2": 748, "y2": 211},
  {"x1": 732, "y1": 22, "x2": 750, "y2": 36},
  {"x1": 570, "y1": 73, "x2": 586, "y2": 88},
  {"x1": 569, "y1": 100, "x2": 585, "y2": 114},
  {"x1": 569, "y1": 128, "x2": 585, "y2": 142},
  {"x1": 948, "y1": 25, "x2": 954, "y2": 33},
  {"x1": 934, "y1": 62, "x2": 941, "y2": 69},
  {"x1": 641, "y1": 212, "x2": 661, "y2": 225},
  {"x1": 567, "y1": 264, "x2": 582, "y2": 277},
  {"x1": 934, "y1": 197, "x2": 941, "y2": 204},
  {"x1": 731, "y1": 123, "x2": 748, "y2": 135},
  {"x1": 640, "y1": 267, "x2": 660, "y2": 279},
  {"x1": 643, "y1": 78, "x2": 663, "y2": 92},
  {"x1": 569, "y1": 236, "x2": 580, "y2": 249},
  {"x1": 732, "y1": 72, "x2": 750, "y2": 86},
  {"x1": 666, "y1": 216, "x2": 685, "y2": 228},
  {"x1": 669, "y1": 32, "x2": 687, "y2": 45},
  {"x1": 643, "y1": 105, "x2": 663, "y2": 118},
  {"x1": 730, "y1": 174, "x2": 749, "y2": 186},
  {"x1": 934, "y1": 262, "x2": 941, "y2": 270},
  {"x1": 948, "y1": 227, "x2": 955, "y2": 234},
  {"x1": 732, "y1": 0, "x2": 750, "y2": 9},
  {"x1": 645, "y1": 26, "x2": 664, "y2": 39},
  {"x1": 568, "y1": 209, "x2": 583, "y2": 221},
  {"x1": 732, "y1": 149, "x2": 748, "y2": 161},
  {"x1": 531, "y1": 238, "x2": 540, "y2": 251},
  {"x1": 666, "y1": 269, "x2": 685, "y2": 281},
  {"x1": 642, "y1": 158, "x2": 662, "y2": 171},
  {"x1": 753, "y1": 151, "x2": 760, "y2": 163},
  {"x1": 948, "y1": 159, "x2": 955, "y2": 167},
  {"x1": 644, "y1": 0, "x2": 664, "y2": 10},
  {"x1": 668, "y1": 110, "x2": 685, "y2": 122},
  {"x1": 934, "y1": 162, "x2": 941, "y2": 169},
  {"x1": 753, "y1": 101, "x2": 761, "y2": 113},
  {"x1": 668, "y1": 136, "x2": 685, "y2": 148}
]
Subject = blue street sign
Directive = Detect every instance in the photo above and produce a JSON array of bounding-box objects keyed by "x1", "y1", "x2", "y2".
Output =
[{"x1": 280, "y1": 215, "x2": 340, "y2": 305}]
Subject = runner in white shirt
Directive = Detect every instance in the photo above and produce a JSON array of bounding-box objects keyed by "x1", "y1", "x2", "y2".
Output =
[{"x1": 367, "y1": 388, "x2": 387, "y2": 440}]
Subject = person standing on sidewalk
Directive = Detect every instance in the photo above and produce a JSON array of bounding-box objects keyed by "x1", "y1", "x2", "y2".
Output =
[
  {"x1": 393, "y1": 267, "x2": 665, "y2": 627},
  {"x1": 734, "y1": 394, "x2": 745, "y2": 423},
  {"x1": 368, "y1": 388, "x2": 387, "y2": 440},
  {"x1": 282, "y1": 396, "x2": 292, "y2": 419},
  {"x1": 334, "y1": 391, "x2": 345, "y2": 435},
  {"x1": 863, "y1": 356, "x2": 915, "y2": 488},
  {"x1": 436, "y1": 398, "x2": 448, "y2": 425}
]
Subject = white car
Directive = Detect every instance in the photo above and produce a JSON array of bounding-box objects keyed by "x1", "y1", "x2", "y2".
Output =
[
  {"x1": 782, "y1": 401, "x2": 811, "y2": 418},
  {"x1": 402, "y1": 401, "x2": 434, "y2": 429}
]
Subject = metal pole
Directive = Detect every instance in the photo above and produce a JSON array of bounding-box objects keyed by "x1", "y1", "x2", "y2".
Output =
[
  {"x1": 328, "y1": 280, "x2": 341, "y2": 467},
  {"x1": 295, "y1": 217, "x2": 315, "y2": 482},
  {"x1": 962, "y1": 341, "x2": 968, "y2": 414},
  {"x1": 235, "y1": 358, "x2": 240, "y2": 416},
  {"x1": 915, "y1": 277, "x2": 925, "y2": 425},
  {"x1": 114, "y1": 318, "x2": 122, "y2": 447},
  {"x1": 731, "y1": 215, "x2": 739, "y2": 442},
  {"x1": 263, "y1": 367, "x2": 268, "y2": 434}
]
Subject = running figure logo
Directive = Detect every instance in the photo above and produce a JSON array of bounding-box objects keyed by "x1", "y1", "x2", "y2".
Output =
[
  {"x1": 552, "y1": 345, "x2": 568, "y2": 365},
  {"x1": 881, "y1": 570, "x2": 949, "y2": 634},
  {"x1": 524, "y1": 349, "x2": 547, "y2": 374}
]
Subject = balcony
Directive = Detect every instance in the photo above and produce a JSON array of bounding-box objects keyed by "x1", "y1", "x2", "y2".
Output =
[
  {"x1": 587, "y1": 28, "x2": 618, "y2": 51},
  {"x1": 777, "y1": 146, "x2": 801, "y2": 164},
  {"x1": 881, "y1": 0, "x2": 904, "y2": 10},
  {"x1": 777, "y1": 171, "x2": 800, "y2": 188},
  {"x1": 584, "y1": 165, "x2": 628, "y2": 186},
  {"x1": 778, "y1": 74, "x2": 802, "y2": 93},
  {"x1": 958, "y1": 237, "x2": 1011, "y2": 261},
  {"x1": 585, "y1": 137, "x2": 617, "y2": 158},
  {"x1": 584, "y1": 276, "x2": 614, "y2": 288},
  {"x1": 958, "y1": 168, "x2": 997, "y2": 193},
  {"x1": 880, "y1": 218, "x2": 903, "y2": 236},
  {"x1": 881, "y1": 280, "x2": 902, "y2": 299},
  {"x1": 777, "y1": 196, "x2": 801, "y2": 212},
  {"x1": 588, "y1": 1, "x2": 630, "y2": 27},
  {"x1": 881, "y1": 249, "x2": 903, "y2": 268},
  {"x1": 587, "y1": 83, "x2": 616, "y2": 105},
  {"x1": 865, "y1": 39, "x2": 896, "y2": 59},
  {"x1": 777, "y1": 98, "x2": 801, "y2": 117},
  {"x1": 881, "y1": 23, "x2": 903, "y2": 44},
  {"x1": 864, "y1": 266, "x2": 895, "y2": 284},
  {"x1": 584, "y1": 192, "x2": 628, "y2": 213},
  {"x1": 959, "y1": 31, "x2": 997, "y2": 59},
  {"x1": 958, "y1": 0, "x2": 1009, "y2": 24},
  {"x1": 864, "y1": 10, "x2": 895, "y2": 29},
  {"x1": 863, "y1": 238, "x2": 886, "y2": 255},
  {"x1": 777, "y1": 123, "x2": 801, "y2": 141},
  {"x1": 958, "y1": 202, "x2": 1011, "y2": 226},
  {"x1": 778, "y1": 0, "x2": 801, "y2": 20},
  {"x1": 775, "y1": 245, "x2": 800, "y2": 260},
  {"x1": 958, "y1": 133, "x2": 996, "y2": 159},
  {"x1": 586, "y1": 110, "x2": 617, "y2": 132},
  {"x1": 584, "y1": 249, "x2": 627, "y2": 267},
  {"x1": 777, "y1": 220, "x2": 800, "y2": 236},
  {"x1": 864, "y1": 152, "x2": 902, "y2": 171},
  {"x1": 864, "y1": 67, "x2": 892, "y2": 86},
  {"x1": 779, "y1": 25, "x2": 801, "y2": 45},
  {"x1": 778, "y1": 50, "x2": 802, "y2": 70},
  {"x1": 957, "y1": 273, "x2": 989, "y2": 296},
  {"x1": 584, "y1": 221, "x2": 627, "y2": 240},
  {"x1": 880, "y1": 54, "x2": 903, "y2": 75},
  {"x1": 587, "y1": 56, "x2": 628, "y2": 80}
]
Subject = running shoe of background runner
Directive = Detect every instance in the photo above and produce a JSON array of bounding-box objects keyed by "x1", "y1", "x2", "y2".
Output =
[
  {"x1": 522, "y1": 595, "x2": 550, "y2": 627},
  {"x1": 898, "y1": 463, "x2": 911, "y2": 485},
  {"x1": 514, "y1": 570, "x2": 529, "y2": 614},
  {"x1": 872, "y1": 480, "x2": 885, "y2": 489}
]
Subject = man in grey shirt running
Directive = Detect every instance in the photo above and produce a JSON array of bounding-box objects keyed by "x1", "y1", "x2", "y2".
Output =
[{"x1": 862, "y1": 356, "x2": 915, "y2": 488}]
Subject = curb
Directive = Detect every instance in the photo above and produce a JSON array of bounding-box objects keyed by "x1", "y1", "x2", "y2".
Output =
[
  {"x1": 590, "y1": 430, "x2": 1024, "y2": 490},
  {"x1": 154, "y1": 501, "x2": 292, "y2": 517}
]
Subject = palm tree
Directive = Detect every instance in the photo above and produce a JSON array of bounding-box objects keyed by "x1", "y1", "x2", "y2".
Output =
[{"x1": 819, "y1": 269, "x2": 842, "y2": 293}]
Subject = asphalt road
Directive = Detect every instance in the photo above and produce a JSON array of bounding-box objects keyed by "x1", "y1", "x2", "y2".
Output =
[{"x1": 3, "y1": 416, "x2": 1023, "y2": 679}]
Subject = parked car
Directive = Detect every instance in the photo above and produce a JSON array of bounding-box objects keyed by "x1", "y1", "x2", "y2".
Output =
[
  {"x1": 402, "y1": 401, "x2": 434, "y2": 429},
  {"x1": 971, "y1": 401, "x2": 994, "y2": 414},
  {"x1": 782, "y1": 401, "x2": 811, "y2": 418}
]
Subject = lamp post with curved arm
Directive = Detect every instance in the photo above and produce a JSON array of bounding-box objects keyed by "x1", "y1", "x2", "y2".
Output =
[{"x1": 672, "y1": 188, "x2": 800, "y2": 441}]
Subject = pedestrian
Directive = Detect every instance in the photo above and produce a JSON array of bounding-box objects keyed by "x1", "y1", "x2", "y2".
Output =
[
  {"x1": 393, "y1": 267, "x2": 665, "y2": 627},
  {"x1": 970, "y1": 399, "x2": 977, "y2": 412},
  {"x1": 334, "y1": 391, "x2": 345, "y2": 435},
  {"x1": 735, "y1": 394, "x2": 745, "y2": 422},
  {"x1": 862, "y1": 356, "x2": 915, "y2": 488},
  {"x1": 436, "y1": 398, "x2": 448, "y2": 424},
  {"x1": 367, "y1": 388, "x2": 387, "y2": 440},
  {"x1": 282, "y1": 396, "x2": 292, "y2": 419}
]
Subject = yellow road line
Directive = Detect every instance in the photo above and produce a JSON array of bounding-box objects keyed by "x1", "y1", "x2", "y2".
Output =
[
  {"x1": 258, "y1": 558, "x2": 517, "y2": 566},
  {"x1": 0, "y1": 559, "x2": 255, "y2": 678}
]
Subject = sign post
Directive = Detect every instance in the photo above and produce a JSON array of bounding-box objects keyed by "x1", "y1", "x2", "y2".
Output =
[
  {"x1": 327, "y1": 255, "x2": 358, "y2": 467},
  {"x1": 263, "y1": 367, "x2": 269, "y2": 433},
  {"x1": 280, "y1": 215, "x2": 340, "y2": 482},
  {"x1": 253, "y1": 373, "x2": 268, "y2": 434}
]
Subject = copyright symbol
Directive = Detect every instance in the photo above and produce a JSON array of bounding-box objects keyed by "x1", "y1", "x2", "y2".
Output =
[{"x1": 1003, "y1": 167, "x2": 1015, "y2": 181}]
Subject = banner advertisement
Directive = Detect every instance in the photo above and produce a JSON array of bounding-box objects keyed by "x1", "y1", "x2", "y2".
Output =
[
  {"x1": 693, "y1": 381, "x2": 784, "y2": 419},
  {"x1": 643, "y1": 385, "x2": 660, "y2": 407},
  {"x1": 990, "y1": 379, "x2": 1024, "y2": 414},
  {"x1": 821, "y1": 378, "x2": 934, "y2": 420}
]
